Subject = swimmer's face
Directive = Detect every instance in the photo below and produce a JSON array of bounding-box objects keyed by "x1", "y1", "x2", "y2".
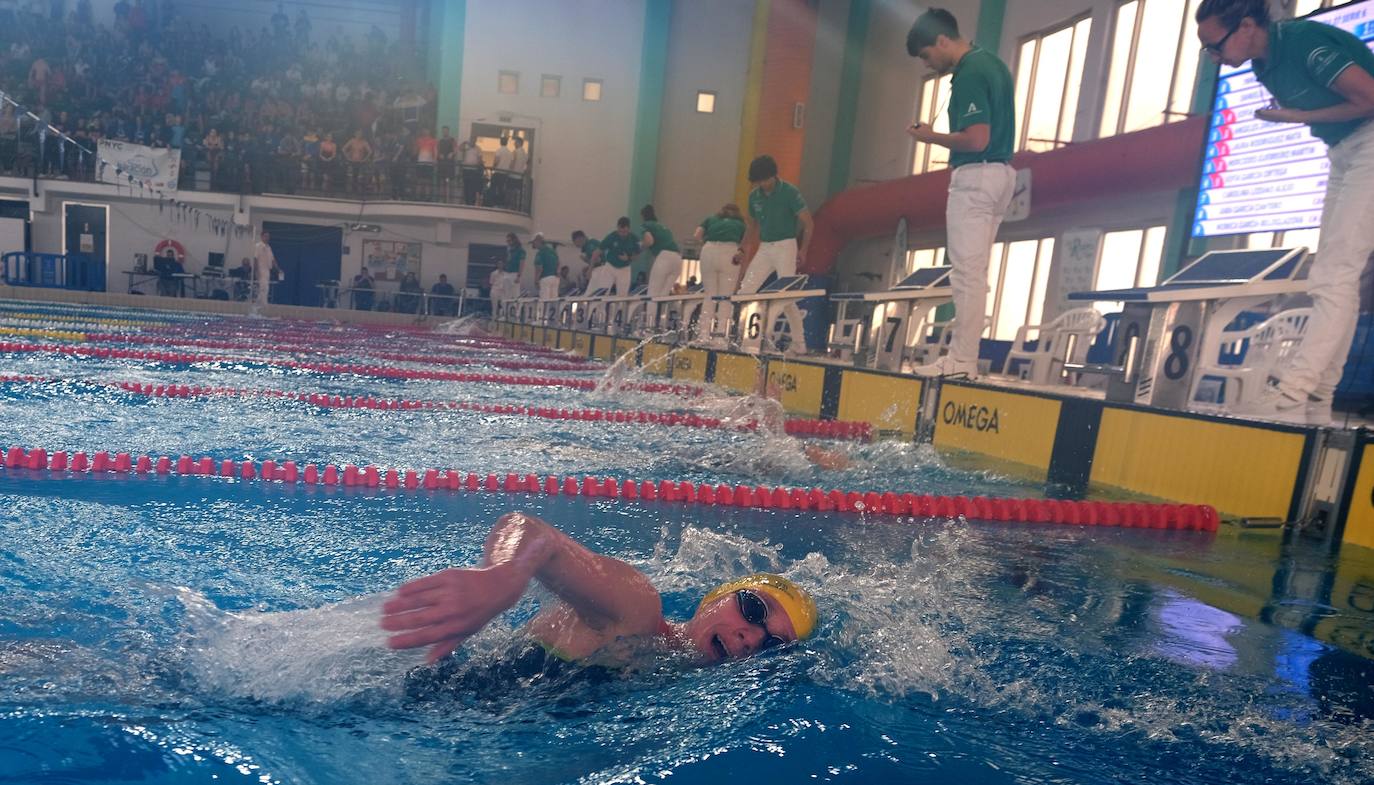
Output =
[{"x1": 684, "y1": 589, "x2": 798, "y2": 663}]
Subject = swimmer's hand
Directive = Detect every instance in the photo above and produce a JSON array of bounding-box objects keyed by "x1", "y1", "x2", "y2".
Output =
[{"x1": 380, "y1": 563, "x2": 527, "y2": 663}]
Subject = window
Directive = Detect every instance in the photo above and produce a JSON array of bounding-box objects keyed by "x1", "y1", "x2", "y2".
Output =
[
  {"x1": 1293, "y1": 0, "x2": 1338, "y2": 14},
  {"x1": 1092, "y1": 226, "x2": 1167, "y2": 312},
  {"x1": 696, "y1": 90, "x2": 716, "y2": 113},
  {"x1": 905, "y1": 247, "x2": 946, "y2": 274},
  {"x1": 1100, "y1": 0, "x2": 1204, "y2": 138},
  {"x1": 1014, "y1": 17, "x2": 1092, "y2": 152},
  {"x1": 498, "y1": 71, "x2": 519, "y2": 95},
  {"x1": 540, "y1": 75, "x2": 561, "y2": 98},
  {"x1": 583, "y1": 79, "x2": 603, "y2": 102},
  {"x1": 1245, "y1": 227, "x2": 1322, "y2": 251},
  {"x1": 986, "y1": 239, "x2": 1056, "y2": 340},
  {"x1": 911, "y1": 74, "x2": 952, "y2": 174}
]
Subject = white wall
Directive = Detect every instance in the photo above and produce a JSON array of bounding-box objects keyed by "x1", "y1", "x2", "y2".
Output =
[
  {"x1": 460, "y1": 0, "x2": 646, "y2": 245},
  {"x1": 86, "y1": 0, "x2": 404, "y2": 44},
  {"x1": 798, "y1": 0, "x2": 853, "y2": 207},
  {"x1": 653, "y1": 0, "x2": 753, "y2": 241}
]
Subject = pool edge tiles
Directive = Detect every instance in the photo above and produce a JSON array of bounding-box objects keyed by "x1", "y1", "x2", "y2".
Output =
[
  {"x1": 932, "y1": 382, "x2": 1060, "y2": 482},
  {"x1": 837, "y1": 369, "x2": 923, "y2": 438}
]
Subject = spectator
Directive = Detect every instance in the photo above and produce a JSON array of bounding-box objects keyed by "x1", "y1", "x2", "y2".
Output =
[
  {"x1": 437, "y1": 125, "x2": 455, "y2": 198},
  {"x1": 342, "y1": 129, "x2": 372, "y2": 193},
  {"x1": 509, "y1": 136, "x2": 528, "y2": 211},
  {"x1": 228, "y1": 257, "x2": 253, "y2": 301},
  {"x1": 202, "y1": 127, "x2": 223, "y2": 173},
  {"x1": 317, "y1": 131, "x2": 339, "y2": 190},
  {"x1": 414, "y1": 127, "x2": 436, "y2": 197},
  {"x1": 491, "y1": 135, "x2": 512, "y2": 207},
  {"x1": 350, "y1": 267, "x2": 375, "y2": 310},
  {"x1": 387, "y1": 130, "x2": 412, "y2": 199},
  {"x1": 430, "y1": 272, "x2": 457, "y2": 316},
  {"x1": 459, "y1": 139, "x2": 483, "y2": 205},
  {"x1": 396, "y1": 270, "x2": 423, "y2": 314}
]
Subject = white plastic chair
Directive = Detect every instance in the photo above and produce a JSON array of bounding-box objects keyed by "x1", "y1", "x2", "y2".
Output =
[
  {"x1": 904, "y1": 315, "x2": 991, "y2": 367},
  {"x1": 1000, "y1": 307, "x2": 1105, "y2": 385},
  {"x1": 1188, "y1": 307, "x2": 1312, "y2": 412}
]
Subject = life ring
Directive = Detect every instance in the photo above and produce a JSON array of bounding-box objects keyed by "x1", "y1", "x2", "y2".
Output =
[{"x1": 154, "y1": 239, "x2": 187, "y2": 262}]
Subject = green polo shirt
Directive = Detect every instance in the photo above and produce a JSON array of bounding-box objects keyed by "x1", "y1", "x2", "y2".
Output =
[
  {"x1": 700, "y1": 215, "x2": 745, "y2": 243},
  {"x1": 748, "y1": 179, "x2": 807, "y2": 243},
  {"x1": 600, "y1": 231, "x2": 640, "y2": 269},
  {"x1": 503, "y1": 245, "x2": 525, "y2": 274},
  {"x1": 535, "y1": 246, "x2": 559, "y2": 278},
  {"x1": 1253, "y1": 19, "x2": 1374, "y2": 148},
  {"x1": 640, "y1": 221, "x2": 680, "y2": 255},
  {"x1": 579, "y1": 237, "x2": 601, "y2": 264},
  {"x1": 947, "y1": 45, "x2": 1015, "y2": 168}
]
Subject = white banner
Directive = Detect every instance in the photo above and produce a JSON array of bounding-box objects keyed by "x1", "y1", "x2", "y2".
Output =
[{"x1": 97, "y1": 139, "x2": 181, "y2": 192}]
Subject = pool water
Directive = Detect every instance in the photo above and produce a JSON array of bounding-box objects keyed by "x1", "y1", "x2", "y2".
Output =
[{"x1": 1, "y1": 301, "x2": 1372, "y2": 785}]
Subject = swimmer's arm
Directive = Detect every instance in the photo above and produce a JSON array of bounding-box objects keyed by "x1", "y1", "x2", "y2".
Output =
[{"x1": 381, "y1": 512, "x2": 658, "y2": 662}]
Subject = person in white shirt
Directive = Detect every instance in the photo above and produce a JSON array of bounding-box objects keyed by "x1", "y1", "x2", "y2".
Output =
[
  {"x1": 252, "y1": 230, "x2": 282, "y2": 306},
  {"x1": 460, "y1": 140, "x2": 484, "y2": 205},
  {"x1": 491, "y1": 136, "x2": 514, "y2": 208},
  {"x1": 509, "y1": 137, "x2": 529, "y2": 211}
]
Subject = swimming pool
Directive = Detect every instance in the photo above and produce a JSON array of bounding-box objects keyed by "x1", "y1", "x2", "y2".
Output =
[{"x1": 2, "y1": 299, "x2": 1372, "y2": 785}]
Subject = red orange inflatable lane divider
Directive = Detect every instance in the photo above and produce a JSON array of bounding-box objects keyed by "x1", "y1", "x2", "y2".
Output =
[
  {"x1": 0, "y1": 375, "x2": 874, "y2": 442},
  {"x1": 0, "y1": 341, "x2": 703, "y2": 396},
  {"x1": 0, "y1": 444, "x2": 1219, "y2": 531}
]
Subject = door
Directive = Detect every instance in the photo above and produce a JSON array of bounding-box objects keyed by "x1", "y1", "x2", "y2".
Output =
[
  {"x1": 64, "y1": 203, "x2": 107, "y2": 288},
  {"x1": 262, "y1": 221, "x2": 343, "y2": 307},
  {"x1": 467, "y1": 242, "x2": 506, "y2": 314}
]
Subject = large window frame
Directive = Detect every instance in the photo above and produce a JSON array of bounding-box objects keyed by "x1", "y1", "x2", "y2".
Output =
[
  {"x1": 1091, "y1": 225, "x2": 1168, "y2": 312},
  {"x1": 1100, "y1": 0, "x2": 1205, "y2": 138},
  {"x1": 911, "y1": 73, "x2": 953, "y2": 174},
  {"x1": 1013, "y1": 15, "x2": 1093, "y2": 152},
  {"x1": 986, "y1": 238, "x2": 1056, "y2": 341}
]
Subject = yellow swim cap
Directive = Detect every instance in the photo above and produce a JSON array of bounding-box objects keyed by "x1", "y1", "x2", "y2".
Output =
[{"x1": 697, "y1": 573, "x2": 818, "y2": 640}]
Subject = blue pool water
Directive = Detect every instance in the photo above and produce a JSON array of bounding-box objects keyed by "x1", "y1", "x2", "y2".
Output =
[{"x1": 1, "y1": 301, "x2": 1372, "y2": 785}]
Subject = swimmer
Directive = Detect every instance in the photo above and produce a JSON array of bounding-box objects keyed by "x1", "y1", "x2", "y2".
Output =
[
  {"x1": 738, "y1": 363, "x2": 852, "y2": 471},
  {"x1": 380, "y1": 512, "x2": 817, "y2": 668}
]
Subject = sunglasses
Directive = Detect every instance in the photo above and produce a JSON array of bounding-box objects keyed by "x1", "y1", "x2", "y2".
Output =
[
  {"x1": 736, "y1": 589, "x2": 788, "y2": 650},
  {"x1": 1202, "y1": 23, "x2": 1240, "y2": 56}
]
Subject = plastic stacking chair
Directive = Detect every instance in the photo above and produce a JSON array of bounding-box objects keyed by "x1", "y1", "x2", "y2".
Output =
[
  {"x1": 1188, "y1": 307, "x2": 1312, "y2": 412},
  {"x1": 1001, "y1": 307, "x2": 1105, "y2": 385}
]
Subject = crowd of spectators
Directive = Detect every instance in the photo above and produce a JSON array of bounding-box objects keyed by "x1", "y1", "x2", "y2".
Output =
[{"x1": 0, "y1": 0, "x2": 529, "y2": 209}]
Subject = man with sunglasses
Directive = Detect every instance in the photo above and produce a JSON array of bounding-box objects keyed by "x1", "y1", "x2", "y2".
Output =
[
  {"x1": 1196, "y1": 0, "x2": 1374, "y2": 425},
  {"x1": 381, "y1": 512, "x2": 817, "y2": 669}
]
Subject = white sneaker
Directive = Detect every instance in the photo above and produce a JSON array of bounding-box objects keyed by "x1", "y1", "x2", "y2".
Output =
[
  {"x1": 1231, "y1": 381, "x2": 1308, "y2": 426},
  {"x1": 911, "y1": 356, "x2": 979, "y2": 378}
]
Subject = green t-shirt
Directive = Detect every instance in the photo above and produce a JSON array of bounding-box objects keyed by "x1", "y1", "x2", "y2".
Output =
[
  {"x1": 600, "y1": 231, "x2": 640, "y2": 269},
  {"x1": 1253, "y1": 19, "x2": 1374, "y2": 148},
  {"x1": 579, "y1": 238, "x2": 601, "y2": 264},
  {"x1": 747, "y1": 179, "x2": 807, "y2": 243},
  {"x1": 640, "y1": 220, "x2": 680, "y2": 255},
  {"x1": 700, "y1": 215, "x2": 745, "y2": 243},
  {"x1": 535, "y1": 246, "x2": 559, "y2": 278},
  {"x1": 503, "y1": 245, "x2": 525, "y2": 274},
  {"x1": 947, "y1": 45, "x2": 1015, "y2": 168}
]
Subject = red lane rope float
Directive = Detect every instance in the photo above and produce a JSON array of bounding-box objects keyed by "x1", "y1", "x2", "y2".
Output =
[
  {"x1": 0, "y1": 444, "x2": 1219, "y2": 531},
  {"x1": 78, "y1": 334, "x2": 596, "y2": 372},
  {"x1": 0, "y1": 375, "x2": 874, "y2": 442},
  {"x1": 0, "y1": 341, "x2": 703, "y2": 396}
]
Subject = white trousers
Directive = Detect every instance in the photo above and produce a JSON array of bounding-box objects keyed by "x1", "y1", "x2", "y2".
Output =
[
  {"x1": 740, "y1": 238, "x2": 805, "y2": 350},
  {"x1": 609, "y1": 265, "x2": 633, "y2": 295},
  {"x1": 539, "y1": 275, "x2": 559, "y2": 301},
  {"x1": 739, "y1": 238, "x2": 796, "y2": 293},
  {"x1": 699, "y1": 241, "x2": 740, "y2": 337},
  {"x1": 1277, "y1": 120, "x2": 1374, "y2": 402},
  {"x1": 945, "y1": 162, "x2": 1016, "y2": 363},
  {"x1": 586, "y1": 265, "x2": 616, "y2": 294},
  {"x1": 648, "y1": 250, "x2": 683, "y2": 298},
  {"x1": 493, "y1": 271, "x2": 519, "y2": 309}
]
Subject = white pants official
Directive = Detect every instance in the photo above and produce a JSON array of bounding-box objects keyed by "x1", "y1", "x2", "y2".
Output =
[
  {"x1": 699, "y1": 241, "x2": 740, "y2": 337},
  {"x1": 609, "y1": 265, "x2": 632, "y2": 295},
  {"x1": 648, "y1": 250, "x2": 683, "y2": 298},
  {"x1": 739, "y1": 238, "x2": 796, "y2": 294},
  {"x1": 493, "y1": 271, "x2": 518, "y2": 312},
  {"x1": 739, "y1": 237, "x2": 804, "y2": 349},
  {"x1": 586, "y1": 264, "x2": 616, "y2": 294},
  {"x1": 1276, "y1": 120, "x2": 1374, "y2": 403},
  {"x1": 945, "y1": 162, "x2": 1016, "y2": 363},
  {"x1": 539, "y1": 275, "x2": 559, "y2": 301}
]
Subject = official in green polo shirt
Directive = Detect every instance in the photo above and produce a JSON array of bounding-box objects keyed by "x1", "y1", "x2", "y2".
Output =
[
  {"x1": 694, "y1": 203, "x2": 746, "y2": 341},
  {"x1": 905, "y1": 8, "x2": 1017, "y2": 379},
  {"x1": 495, "y1": 231, "x2": 526, "y2": 313},
  {"x1": 639, "y1": 204, "x2": 683, "y2": 298},
  {"x1": 1197, "y1": 0, "x2": 1374, "y2": 425},
  {"x1": 533, "y1": 233, "x2": 561, "y2": 304},
  {"x1": 741, "y1": 155, "x2": 812, "y2": 352},
  {"x1": 600, "y1": 217, "x2": 641, "y2": 295}
]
